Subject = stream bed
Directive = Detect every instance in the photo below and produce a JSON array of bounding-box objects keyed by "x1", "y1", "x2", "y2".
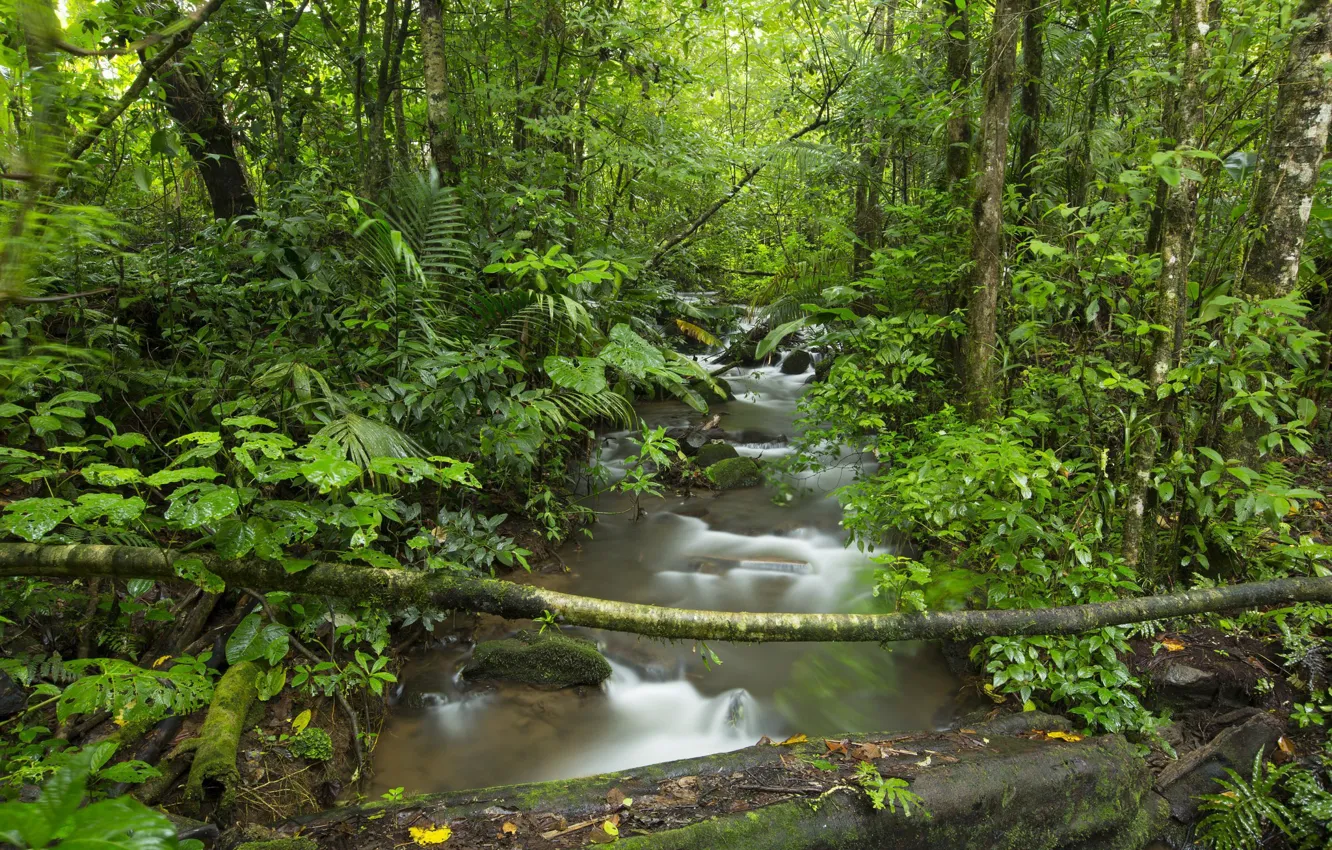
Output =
[{"x1": 371, "y1": 359, "x2": 963, "y2": 794}]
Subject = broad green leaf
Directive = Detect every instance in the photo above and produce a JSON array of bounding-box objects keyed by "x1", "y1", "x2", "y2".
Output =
[
  {"x1": 1, "y1": 498, "x2": 73, "y2": 542},
  {"x1": 225, "y1": 613, "x2": 264, "y2": 664},
  {"x1": 173, "y1": 557, "x2": 225, "y2": 593},
  {"x1": 165, "y1": 485, "x2": 239, "y2": 529},
  {"x1": 81, "y1": 464, "x2": 144, "y2": 486},
  {"x1": 601, "y1": 324, "x2": 665, "y2": 378},
  {"x1": 543, "y1": 356, "x2": 608, "y2": 394},
  {"x1": 756, "y1": 318, "x2": 810, "y2": 360},
  {"x1": 145, "y1": 467, "x2": 222, "y2": 487},
  {"x1": 70, "y1": 493, "x2": 145, "y2": 526},
  {"x1": 299, "y1": 455, "x2": 362, "y2": 493}
]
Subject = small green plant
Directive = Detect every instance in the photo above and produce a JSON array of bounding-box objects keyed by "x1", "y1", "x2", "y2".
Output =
[
  {"x1": 288, "y1": 727, "x2": 334, "y2": 762},
  {"x1": 534, "y1": 609, "x2": 558, "y2": 635},
  {"x1": 381, "y1": 786, "x2": 406, "y2": 802},
  {"x1": 854, "y1": 761, "x2": 926, "y2": 817},
  {"x1": 618, "y1": 425, "x2": 681, "y2": 519}
]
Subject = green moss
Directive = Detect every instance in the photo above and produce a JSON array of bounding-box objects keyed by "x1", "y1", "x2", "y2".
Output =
[
  {"x1": 695, "y1": 442, "x2": 739, "y2": 469},
  {"x1": 462, "y1": 630, "x2": 611, "y2": 686},
  {"x1": 183, "y1": 660, "x2": 260, "y2": 810},
  {"x1": 289, "y1": 727, "x2": 333, "y2": 762},
  {"x1": 704, "y1": 457, "x2": 762, "y2": 489}
]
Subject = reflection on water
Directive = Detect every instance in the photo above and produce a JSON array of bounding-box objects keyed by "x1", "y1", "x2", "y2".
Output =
[{"x1": 371, "y1": 359, "x2": 961, "y2": 793}]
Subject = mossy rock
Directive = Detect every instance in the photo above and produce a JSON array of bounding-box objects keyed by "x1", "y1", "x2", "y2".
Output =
[
  {"x1": 289, "y1": 727, "x2": 333, "y2": 762},
  {"x1": 695, "y1": 441, "x2": 739, "y2": 469},
  {"x1": 780, "y1": 349, "x2": 812, "y2": 374},
  {"x1": 704, "y1": 457, "x2": 762, "y2": 489},
  {"x1": 463, "y1": 631, "x2": 611, "y2": 687},
  {"x1": 234, "y1": 840, "x2": 318, "y2": 850}
]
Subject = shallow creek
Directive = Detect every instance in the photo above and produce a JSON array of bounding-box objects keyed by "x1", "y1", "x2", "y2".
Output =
[{"x1": 371, "y1": 359, "x2": 962, "y2": 794}]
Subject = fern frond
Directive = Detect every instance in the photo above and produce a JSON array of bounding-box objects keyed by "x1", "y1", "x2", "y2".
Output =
[
  {"x1": 317, "y1": 414, "x2": 425, "y2": 468},
  {"x1": 673, "y1": 318, "x2": 720, "y2": 347}
]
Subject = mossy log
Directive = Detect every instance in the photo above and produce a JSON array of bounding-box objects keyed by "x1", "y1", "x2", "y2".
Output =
[
  {"x1": 2, "y1": 543, "x2": 1332, "y2": 643},
  {"x1": 184, "y1": 660, "x2": 260, "y2": 813},
  {"x1": 283, "y1": 713, "x2": 1167, "y2": 850}
]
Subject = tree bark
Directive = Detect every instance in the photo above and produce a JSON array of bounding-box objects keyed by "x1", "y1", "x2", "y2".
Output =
[
  {"x1": 1239, "y1": 0, "x2": 1332, "y2": 300},
  {"x1": 1121, "y1": 0, "x2": 1210, "y2": 567},
  {"x1": 961, "y1": 0, "x2": 1021, "y2": 418},
  {"x1": 154, "y1": 54, "x2": 256, "y2": 220},
  {"x1": 852, "y1": 2, "x2": 896, "y2": 278},
  {"x1": 941, "y1": 0, "x2": 972, "y2": 190},
  {"x1": 4, "y1": 543, "x2": 1329, "y2": 643},
  {"x1": 418, "y1": 0, "x2": 459, "y2": 181},
  {"x1": 1014, "y1": 0, "x2": 1044, "y2": 214}
]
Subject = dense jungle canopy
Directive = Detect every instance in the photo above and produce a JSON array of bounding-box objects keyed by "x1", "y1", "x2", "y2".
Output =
[{"x1": 1, "y1": 0, "x2": 1332, "y2": 846}]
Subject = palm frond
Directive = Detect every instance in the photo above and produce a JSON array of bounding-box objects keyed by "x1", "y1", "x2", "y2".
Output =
[{"x1": 317, "y1": 413, "x2": 425, "y2": 468}]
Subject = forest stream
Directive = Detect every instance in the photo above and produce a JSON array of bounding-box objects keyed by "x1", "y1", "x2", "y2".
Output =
[{"x1": 371, "y1": 344, "x2": 962, "y2": 794}]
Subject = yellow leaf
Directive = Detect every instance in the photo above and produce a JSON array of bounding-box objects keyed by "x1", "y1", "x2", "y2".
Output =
[
  {"x1": 914, "y1": 755, "x2": 932, "y2": 767},
  {"x1": 410, "y1": 825, "x2": 452, "y2": 845},
  {"x1": 981, "y1": 683, "x2": 1005, "y2": 704},
  {"x1": 602, "y1": 820, "x2": 620, "y2": 837},
  {"x1": 292, "y1": 709, "x2": 312, "y2": 734},
  {"x1": 621, "y1": 798, "x2": 633, "y2": 808},
  {"x1": 1046, "y1": 731, "x2": 1083, "y2": 742},
  {"x1": 1161, "y1": 639, "x2": 1186, "y2": 652},
  {"x1": 152, "y1": 655, "x2": 172, "y2": 669},
  {"x1": 673, "y1": 318, "x2": 720, "y2": 347},
  {"x1": 778, "y1": 733, "x2": 808, "y2": 746},
  {"x1": 1277, "y1": 737, "x2": 1295, "y2": 756},
  {"x1": 501, "y1": 822, "x2": 517, "y2": 835}
]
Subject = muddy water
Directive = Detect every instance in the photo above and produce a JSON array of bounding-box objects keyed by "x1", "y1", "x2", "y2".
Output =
[{"x1": 371, "y1": 360, "x2": 962, "y2": 794}]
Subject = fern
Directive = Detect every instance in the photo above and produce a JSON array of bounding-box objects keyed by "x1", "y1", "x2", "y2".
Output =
[
  {"x1": 1286, "y1": 769, "x2": 1332, "y2": 850},
  {"x1": 1196, "y1": 751, "x2": 1295, "y2": 850},
  {"x1": 673, "y1": 318, "x2": 720, "y2": 347}
]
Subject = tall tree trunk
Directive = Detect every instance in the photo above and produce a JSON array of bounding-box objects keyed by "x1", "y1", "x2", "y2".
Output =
[
  {"x1": 1069, "y1": 0, "x2": 1109, "y2": 209},
  {"x1": 1239, "y1": 0, "x2": 1332, "y2": 300},
  {"x1": 419, "y1": 0, "x2": 460, "y2": 181},
  {"x1": 391, "y1": 0, "x2": 413, "y2": 167},
  {"x1": 155, "y1": 55, "x2": 256, "y2": 220},
  {"x1": 363, "y1": 0, "x2": 399, "y2": 194},
  {"x1": 942, "y1": 0, "x2": 973, "y2": 189},
  {"x1": 353, "y1": 0, "x2": 369, "y2": 162},
  {"x1": 1121, "y1": 0, "x2": 1210, "y2": 568},
  {"x1": 1015, "y1": 0, "x2": 1044, "y2": 213},
  {"x1": 961, "y1": 0, "x2": 1021, "y2": 418},
  {"x1": 852, "y1": 1, "x2": 896, "y2": 277}
]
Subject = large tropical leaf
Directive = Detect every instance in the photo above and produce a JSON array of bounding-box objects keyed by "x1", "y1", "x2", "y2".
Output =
[
  {"x1": 601, "y1": 324, "x2": 666, "y2": 379},
  {"x1": 543, "y1": 356, "x2": 608, "y2": 395}
]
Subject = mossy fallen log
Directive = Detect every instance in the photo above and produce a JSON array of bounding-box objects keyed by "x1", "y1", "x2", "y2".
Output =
[
  {"x1": 2, "y1": 543, "x2": 1331, "y2": 643},
  {"x1": 278, "y1": 713, "x2": 1167, "y2": 850},
  {"x1": 184, "y1": 660, "x2": 260, "y2": 814}
]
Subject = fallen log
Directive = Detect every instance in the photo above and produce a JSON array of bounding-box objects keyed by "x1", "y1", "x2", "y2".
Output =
[
  {"x1": 1, "y1": 543, "x2": 1329, "y2": 643},
  {"x1": 278, "y1": 712, "x2": 1167, "y2": 850}
]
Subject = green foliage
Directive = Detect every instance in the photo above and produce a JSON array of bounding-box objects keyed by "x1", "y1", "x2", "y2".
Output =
[
  {"x1": 0, "y1": 748, "x2": 198, "y2": 850},
  {"x1": 853, "y1": 761, "x2": 926, "y2": 817}
]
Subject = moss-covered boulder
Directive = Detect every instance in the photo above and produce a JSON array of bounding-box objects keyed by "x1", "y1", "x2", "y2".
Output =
[
  {"x1": 463, "y1": 631, "x2": 611, "y2": 687},
  {"x1": 780, "y1": 349, "x2": 812, "y2": 374},
  {"x1": 705, "y1": 457, "x2": 762, "y2": 489},
  {"x1": 695, "y1": 442, "x2": 739, "y2": 469}
]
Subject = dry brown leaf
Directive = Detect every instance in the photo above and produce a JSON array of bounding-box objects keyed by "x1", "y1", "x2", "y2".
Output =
[
  {"x1": 825, "y1": 739, "x2": 847, "y2": 754},
  {"x1": 1277, "y1": 736, "x2": 1296, "y2": 756},
  {"x1": 959, "y1": 728, "x2": 977, "y2": 734},
  {"x1": 850, "y1": 743, "x2": 882, "y2": 761},
  {"x1": 606, "y1": 787, "x2": 626, "y2": 809}
]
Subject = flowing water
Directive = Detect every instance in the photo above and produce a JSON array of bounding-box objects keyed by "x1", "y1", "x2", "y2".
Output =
[{"x1": 371, "y1": 354, "x2": 962, "y2": 794}]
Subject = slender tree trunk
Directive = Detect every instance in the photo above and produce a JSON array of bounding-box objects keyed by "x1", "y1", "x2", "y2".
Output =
[
  {"x1": 1121, "y1": 0, "x2": 1210, "y2": 568},
  {"x1": 418, "y1": 0, "x2": 460, "y2": 181},
  {"x1": 852, "y1": 1, "x2": 895, "y2": 277},
  {"x1": 1069, "y1": 0, "x2": 1109, "y2": 209},
  {"x1": 354, "y1": 0, "x2": 369, "y2": 162},
  {"x1": 942, "y1": 0, "x2": 972, "y2": 189},
  {"x1": 154, "y1": 55, "x2": 256, "y2": 220},
  {"x1": 1015, "y1": 0, "x2": 1044, "y2": 214},
  {"x1": 1238, "y1": 0, "x2": 1332, "y2": 300},
  {"x1": 961, "y1": 0, "x2": 1021, "y2": 418},
  {"x1": 363, "y1": 0, "x2": 399, "y2": 194},
  {"x1": 390, "y1": 0, "x2": 413, "y2": 167}
]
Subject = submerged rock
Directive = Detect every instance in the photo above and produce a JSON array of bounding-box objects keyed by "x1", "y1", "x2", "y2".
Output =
[
  {"x1": 704, "y1": 457, "x2": 762, "y2": 489},
  {"x1": 695, "y1": 441, "x2": 739, "y2": 469},
  {"x1": 463, "y1": 631, "x2": 612, "y2": 687},
  {"x1": 689, "y1": 555, "x2": 812, "y2": 575},
  {"x1": 780, "y1": 349, "x2": 812, "y2": 374}
]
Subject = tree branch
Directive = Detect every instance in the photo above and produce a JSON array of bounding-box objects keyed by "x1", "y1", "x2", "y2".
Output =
[
  {"x1": 1, "y1": 543, "x2": 1329, "y2": 643},
  {"x1": 57, "y1": 0, "x2": 228, "y2": 183}
]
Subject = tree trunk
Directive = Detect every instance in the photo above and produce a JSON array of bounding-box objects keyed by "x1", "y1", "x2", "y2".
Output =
[
  {"x1": 852, "y1": 1, "x2": 896, "y2": 277},
  {"x1": 362, "y1": 0, "x2": 399, "y2": 194},
  {"x1": 418, "y1": 0, "x2": 460, "y2": 181},
  {"x1": 961, "y1": 0, "x2": 1021, "y2": 418},
  {"x1": 1239, "y1": 0, "x2": 1332, "y2": 300},
  {"x1": 390, "y1": 0, "x2": 413, "y2": 167},
  {"x1": 1, "y1": 543, "x2": 1330, "y2": 643},
  {"x1": 1068, "y1": 0, "x2": 1109, "y2": 209},
  {"x1": 1014, "y1": 0, "x2": 1044, "y2": 214},
  {"x1": 942, "y1": 0, "x2": 972, "y2": 189},
  {"x1": 155, "y1": 54, "x2": 256, "y2": 220},
  {"x1": 1121, "y1": 0, "x2": 1210, "y2": 568}
]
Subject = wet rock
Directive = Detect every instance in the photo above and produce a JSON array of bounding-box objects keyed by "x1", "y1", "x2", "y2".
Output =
[
  {"x1": 725, "y1": 430, "x2": 787, "y2": 447},
  {"x1": 0, "y1": 671, "x2": 26, "y2": 718},
  {"x1": 688, "y1": 555, "x2": 812, "y2": 575},
  {"x1": 704, "y1": 457, "x2": 762, "y2": 489},
  {"x1": 666, "y1": 425, "x2": 726, "y2": 456},
  {"x1": 1154, "y1": 711, "x2": 1283, "y2": 822},
  {"x1": 695, "y1": 442, "x2": 739, "y2": 469},
  {"x1": 463, "y1": 631, "x2": 612, "y2": 687},
  {"x1": 780, "y1": 349, "x2": 811, "y2": 374}
]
